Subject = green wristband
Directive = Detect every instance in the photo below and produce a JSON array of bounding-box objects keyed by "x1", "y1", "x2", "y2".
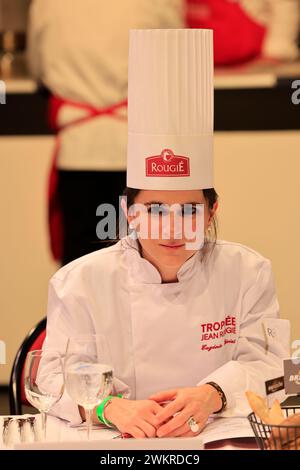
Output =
[{"x1": 96, "y1": 394, "x2": 122, "y2": 427}]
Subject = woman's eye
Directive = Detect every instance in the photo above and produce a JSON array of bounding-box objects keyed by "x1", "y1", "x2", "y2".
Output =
[
  {"x1": 147, "y1": 204, "x2": 202, "y2": 216},
  {"x1": 148, "y1": 205, "x2": 169, "y2": 216},
  {"x1": 182, "y1": 206, "x2": 198, "y2": 216}
]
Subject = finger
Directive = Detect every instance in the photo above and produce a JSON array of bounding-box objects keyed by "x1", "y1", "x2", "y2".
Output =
[
  {"x1": 135, "y1": 418, "x2": 157, "y2": 438},
  {"x1": 148, "y1": 389, "x2": 178, "y2": 402},
  {"x1": 162, "y1": 419, "x2": 205, "y2": 438},
  {"x1": 155, "y1": 398, "x2": 185, "y2": 425},
  {"x1": 142, "y1": 409, "x2": 163, "y2": 429},
  {"x1": 156, "y1": 407, "x2": 193, "y2": 437},
  {"x1": 128, "y1": 425, "x2": 146, "y2": 439},
  {"x1": 150, "y1": 401, "x2": 166, "y2": 415}
]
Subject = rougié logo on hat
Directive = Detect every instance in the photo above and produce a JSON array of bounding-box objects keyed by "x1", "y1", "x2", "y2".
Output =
[{"x1": 145, "y1": 149, "x2": 190, "y2": 177}]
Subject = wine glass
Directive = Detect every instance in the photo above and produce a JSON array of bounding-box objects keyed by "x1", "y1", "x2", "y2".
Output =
[
  {"x1": 24, "y1": 349, "x2": 64, "y2": 440},
  {"x1": 64, "y1": 334, "x2": 113, "y2": 440}
]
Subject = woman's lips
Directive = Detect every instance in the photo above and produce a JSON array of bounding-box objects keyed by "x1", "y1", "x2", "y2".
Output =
[{"x1": 159, "y1": 243, "x2": 185, "y2": 250}]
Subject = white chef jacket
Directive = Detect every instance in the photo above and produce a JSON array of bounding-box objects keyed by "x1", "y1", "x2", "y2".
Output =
[
  {"x1": 44, "y1": 237, "x2": 290, "y2": 425},
  {"x1": 27, "y1": 0, "x2": 184, "y2": 171}
]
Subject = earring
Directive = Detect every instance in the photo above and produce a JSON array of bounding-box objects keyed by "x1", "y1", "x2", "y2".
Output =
[{"x1": 206, "y1": 225, "x2": 212, "y2": 239}]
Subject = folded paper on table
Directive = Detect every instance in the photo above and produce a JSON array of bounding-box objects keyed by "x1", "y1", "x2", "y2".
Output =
[{"x1": 200, "y1": 417, "x2": 255, "y2": 445}]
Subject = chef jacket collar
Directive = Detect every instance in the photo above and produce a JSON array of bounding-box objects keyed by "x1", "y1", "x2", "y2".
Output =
[{"x1": 121, "y1": 236, "x2": 202, "y2": 285}]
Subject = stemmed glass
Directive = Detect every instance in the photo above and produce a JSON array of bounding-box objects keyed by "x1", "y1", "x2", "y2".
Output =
[
  {"x1": 24, "y1": 349, "x2": 64, "y2": 440},
  {"x1": 64, "y1": 334, "x2": 114, "y2": 440}
]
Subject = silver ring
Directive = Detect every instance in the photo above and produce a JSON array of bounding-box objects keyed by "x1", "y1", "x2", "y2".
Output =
[{"x1": 187, "y1": 416, "x2": 200, "y2": 433}]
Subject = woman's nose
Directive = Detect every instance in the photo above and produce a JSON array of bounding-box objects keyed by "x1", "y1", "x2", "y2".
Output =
[{"x1": 161, "y1": 212, "x2": 183, "y2": 240}]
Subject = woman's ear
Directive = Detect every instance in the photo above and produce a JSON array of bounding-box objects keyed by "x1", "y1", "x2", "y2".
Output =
[
  {"x1": 212, "y1": 201, "x2": 219, "y2": 214},
  {"x1": 120, "y1": 196, "x2": 128, "y2": 221},
  {"x1": 121, "y1": 196, "x2": 135, "y2": 227},
  {"x1": 208, "y1": 201, "x2": 218, "y2": 222}
]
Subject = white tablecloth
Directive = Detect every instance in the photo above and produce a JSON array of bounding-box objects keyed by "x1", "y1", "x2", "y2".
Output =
[{"x1": 0, "y1": 414, "x2": 257, "y2": 450}]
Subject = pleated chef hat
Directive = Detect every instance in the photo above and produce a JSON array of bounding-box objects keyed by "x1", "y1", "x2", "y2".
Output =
[{"x1": 127, "y1": 29, "x2": 214, "y2": 190}]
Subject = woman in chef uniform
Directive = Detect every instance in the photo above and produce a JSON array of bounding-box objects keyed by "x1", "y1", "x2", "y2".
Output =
[{"x1": 43, "y1": 29, "x2": 290, "y2": 438}]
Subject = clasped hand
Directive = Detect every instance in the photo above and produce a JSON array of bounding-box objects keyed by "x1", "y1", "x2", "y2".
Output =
[{"x1": 102, "y1": 385, "x2": 221, "y2": 438}]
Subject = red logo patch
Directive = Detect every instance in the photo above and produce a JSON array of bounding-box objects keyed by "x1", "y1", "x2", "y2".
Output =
[
  {"x1": 200, "y1": 316, "x2": 237, "y2": 351},
  {"x1": 145, "y1": 149, "x2": 190, "y2": 177}
]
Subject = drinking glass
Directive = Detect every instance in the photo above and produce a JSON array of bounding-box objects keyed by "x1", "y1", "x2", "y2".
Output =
[
  {"x1": 24, "y1": 349, "x2": 64, "y2": 440},
  {"x1": 64, "y1": 334, "x2": 113, "y2": 440}
]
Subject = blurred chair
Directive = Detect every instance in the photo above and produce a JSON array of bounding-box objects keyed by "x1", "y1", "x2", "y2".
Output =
[{"x1": 9, "y1": 318, "x2": 46, "y2": 414}]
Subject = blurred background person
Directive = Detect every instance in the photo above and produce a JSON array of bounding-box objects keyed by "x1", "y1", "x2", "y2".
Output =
[
  {"x1": 27, "y1": 0, "x2": 184, "y2": 265},
  {"x1": 186, "y1": 0, "x2": 300, "y2": 66}
]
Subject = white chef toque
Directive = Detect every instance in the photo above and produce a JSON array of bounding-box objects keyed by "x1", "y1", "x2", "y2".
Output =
[{"x1": 127, "y1": 28, "x2": 214, "y2": 191}]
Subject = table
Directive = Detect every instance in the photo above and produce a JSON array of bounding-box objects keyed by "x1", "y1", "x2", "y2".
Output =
[{"x1": 0, "y1": 414, "x2": 258, "y2": 451}]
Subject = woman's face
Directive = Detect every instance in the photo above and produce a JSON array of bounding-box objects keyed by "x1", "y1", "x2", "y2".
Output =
[{"x1": 127, "y1": 189, "x2": 218, "y2": 268}]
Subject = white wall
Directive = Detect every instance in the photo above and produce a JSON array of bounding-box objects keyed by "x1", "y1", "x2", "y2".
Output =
[
  {"x1": 0, "y1": 136, "x2": 58, "y2": 384},
  {"x1": 214, "y1": 131, "x2": 300, "y2": 350}
]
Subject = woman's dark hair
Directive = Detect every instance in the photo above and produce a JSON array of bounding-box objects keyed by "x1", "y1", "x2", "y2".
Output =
[{"x1": 121, "y1": 186, "x2": 219, "y2": 261}]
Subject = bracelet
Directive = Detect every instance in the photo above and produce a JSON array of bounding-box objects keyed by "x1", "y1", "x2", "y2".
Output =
[
  {"x1": 206, "y1": 382, "x2": 227, "y2": 413},
  {"x1": 96, "y1": 393, "x2": 123, "y2": 427}
]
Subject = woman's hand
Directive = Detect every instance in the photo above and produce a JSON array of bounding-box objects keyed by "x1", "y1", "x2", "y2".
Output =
[
  {"x1": 97, "y1": 397, "x2": 164, "y2": 438},
  {"x1": 148, "y1": 385, "x2": 222, "y2": 438}
]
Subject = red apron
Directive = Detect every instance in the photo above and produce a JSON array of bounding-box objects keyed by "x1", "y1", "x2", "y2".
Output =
[
  {"x1": 185, "y1": 0, "x2": 266, "y2": 65},
  {"x1": 48, "y1": 95, "x2": 127, "y2": 262}
]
